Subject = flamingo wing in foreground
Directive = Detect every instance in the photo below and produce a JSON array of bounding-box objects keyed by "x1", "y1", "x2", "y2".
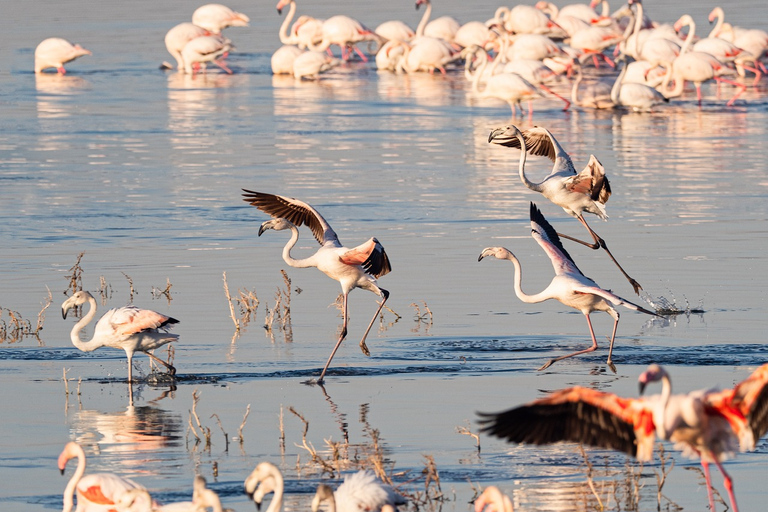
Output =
[
  {"x1": 242, "y1": 190, "x2": 391, "y2": 384},
  {"x1": 479, "y1": 202, "x2": 657, "y2": 371},
  {"x1": 488, "y1": 124, "x2": 642, "y2": 295}
]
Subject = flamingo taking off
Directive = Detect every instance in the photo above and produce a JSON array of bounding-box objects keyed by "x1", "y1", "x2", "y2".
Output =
[
  {"x1": 34, "y1": 38, "x2": 91, "y2": 74},
  {"x1": 61, "y1": 290, "x2": 179, "y2": 383},
  {"x1": 59, "y1": 441, "x2": 144, "y2": 512},
  {"x1": 191, "y1": 3, "x2": 249, "y2": 34},
  {"x1": 479, "y1": 203, "x2": 658, "y2": 371},
  {"x1": 488, "y1": 124, "x2": 642, "y2": 294},
  {"x1": 242, "y1": 190, "x2": 391, "y2": 384},
  {"x1": 311, "y1": 470, "x2": 407, "y2": 512},
  {"x1": 478, "y1": 363, "x2": 768, "y2": 512}
]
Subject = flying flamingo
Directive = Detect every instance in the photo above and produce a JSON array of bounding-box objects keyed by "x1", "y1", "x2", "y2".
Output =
[
  {"x1": 191, "y1": 4, "x2": 249, "y2": 34},
  {"x1": 242, "y1": 190, "x2": 391, "y2": 384},
  {"x1": 478, "y1": 363, "x2": 768, "y2": 512},
  {"x1": 34, "y1": 38, "x2": 91, "y2": 74},
  {"x1": 479, "y1": 202, "x2": 658, "y2": 371},
  {"x1": 59, "y1": 441, "x2": 143, "y2": 512},
  {"x1": 181, "y1": 35, "x2": 233, "y2": 75},
  {"x1": 164, "y1": 23, "x2": 210, "y2": 71},
  {"x1": 244, "y1": 462, "x2": 284, "y2": 512},
  {"x1": 474, "y1": 486, "x2": 514, "y2": 512},
  {"x1": 487, "y1": 125, "x2": 642, "y2": 294},
  {"x1": 61, "y1": 290, "x2": 179, "y2": 383},
  {"x1": 310, "y1": 471, "x2": 406, "y2": 512},
  {"x1": 115, "y1": 476, "x2": 223, "y2": 512}
]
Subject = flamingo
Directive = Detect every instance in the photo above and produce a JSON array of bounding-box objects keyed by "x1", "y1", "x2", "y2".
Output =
[
  {"x1": 242, "y1": 190, "x2": 391, "y2": 384},
  {"x1": 191, "y1": 4, "x2": 249, "y2": 34},
  {"x1": 396, "y1": 38, "x2": 458, "y2": 74},
  {"x1": 505, "y1": 5, "x2": 559, "y2": 36},
  {"x1": 272, "y1": 45, "x2": 304, "y2": 75},
  {"x1": 164, "y1": 23, "x2": 210, "y2": 72},
  {"x1": 414, "y1": 0, "x2": 461, "y2": 43},
  {"x1": 570, "y1": 26, "x2": 623, "y2": 68},
  {"x1": 570, "y1": 64, "x2": 614, "y2": 109},
  {"x1": 61, "y1": 290, "x2": 179, "y2": 383},
  {"x1": 502, "y1": 59, "x2": 571, "y2": 110},
  {"x1": 292, "y1": 51, "x2": 338, "y2": 80},
  {"x1": 479, "y1": 202, "x2": 657, "y2": 371},
  {"x1": 59, "y1": 441, "x2": 143, "y2": 512},
  {"x1": 487, "y1": 125, "x2": 642, "y2": 294},
  {"x1": 181, "y1": 35, "x2": 232, "y2": 76},
  {"x1": 375, "y1": 20, "x2": 415, "y2": 43},
  {"x1": 244, "y1": 462, "x2": 284, "y2": 512},
  {"x1": 276, "y1": 0, "x2": 324, "y2": 50},
  {"x1": 375, "y1": 40, "x2": 408, "y2": 71},
  {"x1": 478, "y1": 363, "x2": 768, "y2": 512},
  {"x1": 309, "y1": 15, "x2": 378, "y2": 62},
  {"x1": 310, "y1": 471, "x2": 406, "y2": 512},
  {"x1": 610, "y1": 57, "x2": 668, "y2": 111},
  {"x1": 466, "y1": 47, "x2": 544, "y2": 118},
  {"x1": 34, "y1": 38, "x2": 91, "y2": 74},
  {"x1": 115, "y1": 476, "x2": 223, "y2": 512},
  {"x1": 474, "y1": 486, "x2": 514, "y2": 512},
  {"x1": 709, "y1": 7, "x2": 768, "y2": 76}
]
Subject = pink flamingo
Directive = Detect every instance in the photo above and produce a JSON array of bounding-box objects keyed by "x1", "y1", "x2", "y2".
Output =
[
  {"x1": 164, "y1": 23, "x2": 210, "y2": 71},
  {"x1": 181, "y1": 35, "x2": 233, "y2": 75},
  {"x1": 479, "y1": 202, "x2": 658, "y2": 371},
  {"x1": 311, "y1": 471, "x2": 406, "y2": 512},
  {"x1": 415, "y1": 0, "x2": 461, "y2": 43},
  {"x1": 191, "y1": 4, "x2": 249, "y2": 34},
  {"x1": 34, "y1": 38, "x2": 91, "y2": 74},
  {"x1": 61, "y1": 291, "x2": 178, "y2": 383},
  {"x1": 59, "y1": 441, "x2": 143, "y2": 512},
  {"x1": 242, "y1": 190, "x2": 391, "y2": 384},
  {"x1": 478, "y1": 363, "x2": 768, "y2": 512},
  {"x1": 115, "y1": 476, "x2": 223, "y2": 512},
  {"x1": 487, "y1": 125, "x2": 642, "y2": 294},
  {"x1": 309, "y1": 15, "x2": 378, "y2": 62},
  {"x1": 474, "y1": 486, "x2": 514, "y2": 512}
]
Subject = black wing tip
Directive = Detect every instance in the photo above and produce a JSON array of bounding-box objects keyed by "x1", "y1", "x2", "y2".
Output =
[{"x1": 162, "y1": 317, "x2": 180, "y2": 327}]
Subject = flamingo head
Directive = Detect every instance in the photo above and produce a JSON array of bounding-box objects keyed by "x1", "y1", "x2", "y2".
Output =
[
  {"x1": 673, "y1": 15, "x2": 692, "y2": 34},
  {"x1": 244, "y1": 462, "x2": 282, "y2": 506},
  {"x1": 415, "y1": 0, "x2": 429, "y2": 11},
  {"x1": 310, "y1": 484, "x2": 334, "y2": 512},
  {"x1": 258, "y1": 217, "x2": 295, "y2": 236},
  {"x1": 478, "y1": 247, "x2": 515, "y2": 262},
  {"x1": 61, "y1": 290, "x2": 94, "y2": 319},
  {"x1": 638, "y1": 364, "x2": 668, "y2": 395},
  {"x1": 487, "y1": 125, "x2": 524, "y2": 148},
  {"x1": 73, "y1": 44, "x2": 92, "y2": 57},
  {"x1": 57, "y1": 442, "x2": 80, "y2": 474},
  {"x1": 589, "y1": 0, "x2": 600, "y2": 8},
  {"x1": 276, "y1": 0, "x2": 291, "y2": 15}
]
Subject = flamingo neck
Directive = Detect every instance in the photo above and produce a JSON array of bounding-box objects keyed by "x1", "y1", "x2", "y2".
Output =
[
  {"x1": 679, "y1": 18, "x2": 695, "y2": 55},
  {"x1": 505, "y1": 252, "x2": 549, "y2": 304},
  {"x1": 657, "y1": 373, "x2": 673, "y2": 439},
  {"x1": 515, "y1": 130, "x2": 542, "y2": 193},
  {"x1": 415, "y1": 1, "x2": 432, "y2": 37},
  {"x1": 281, "y1": 225, "x2": 317, "y2": 269},
  {"x1": 69, "y1": 295, "x2": 101, "y2": 353},
  {"x1": 571, "y1": 68, "x2": 582, "y2": 104},
  {"x1": 265, "y1": 471, "x2": 284, "y2": 512},
  {"x1": 62, "y1": 447, "x2": 86, "y2": 512},
  {"x1": 278, "y1": 0, "x2": 297, "y2": 45},
  {"x1": 708, "y1": 8, "x2": 723, "y2": 39},
  {"x1": 610, "y1": 61, "x2": 627, "y2": 104},
  {"x1": 660, "y1": 62, "x2": 682, "y2": 98},
  {"x1": 631, "y1": 2, "x2": 643, "y2": 57}
]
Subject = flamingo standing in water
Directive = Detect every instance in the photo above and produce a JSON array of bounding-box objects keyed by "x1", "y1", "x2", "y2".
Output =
[
  {"x1": 61, "y1": 290, "x2": 179, "y2": 383},
  {"x1": 59, "y1": 441, "x2": 143, "y2": 512},
  {"x1": 310, "y1": 471, "x2": 406, "y2": 512},
  {"x1": 242, "y1": 190, "x2": 391, "y2": 384},
  {"x1": 164, "y1": 23, "x2": 210, "y2": 71},
  {"x1": 191, "y1": 4, "x2": 249, "y2": 34},
  {"x1": 181, "y1": 35, "x2": 233, "y2": 75},
  {"x1": 34, "y1": 38, "x2": 91, "y2": 74},
  {"x1": 488, "y1": 124, "x2": 642, "y2": 294},
  {"x1": 479, "y1": 203, "x2": 657, "y2": 371},
  {"x1": 478, "y1": 363, "x2": 768, "y2": 512}
]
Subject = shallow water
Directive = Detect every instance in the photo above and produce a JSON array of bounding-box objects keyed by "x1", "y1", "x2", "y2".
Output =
[{"x1": 1, "y1": 0, "x2": 768, "y2": 510}]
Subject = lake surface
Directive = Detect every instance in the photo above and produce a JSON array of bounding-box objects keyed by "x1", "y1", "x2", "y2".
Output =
[{"x1": 1, "y1": 0, "x2": 767, "y2": 510}]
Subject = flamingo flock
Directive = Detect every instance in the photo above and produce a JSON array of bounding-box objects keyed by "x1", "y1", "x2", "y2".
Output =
[{"x1": 31, "y1": 2, "x2": 768, "y2": 511}]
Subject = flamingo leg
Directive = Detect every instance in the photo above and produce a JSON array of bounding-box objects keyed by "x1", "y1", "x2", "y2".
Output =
[
  {"x1": 146, "y1": 351, "x2": 176, "y2": 376},
  {"x1": 539, "y1": 84, "x2": 571, "y2": 110},
  {"x1": 126, "y1": 352, "x2": 134, "y2": 383},
  {"x1": 557, "y1": 216, "x2": 643, "y2": 294},
  {"x1": 358, "y1": 289, "x2": 389, "y2": 357},
  {"x1": 701, "y1": 461, "x2": 717, "y2": 512},
  {"x1": 352, "y1": 45, "x2": 369, "y2": 62},
  {"x1": 538, "y1": 313, "x2": 600, "y2": 371},
  {"x1": 713, "y1": 459, "x2": 740, "y2": 512},
  {"x1": 715, "y1": 77, "x2": 747, "y2": 106},
  {"x1": 317, "y1": 293, "x2": 350, "y2": 384},
  {"x1": 214, "y1": 59, "x2": 233, "y2": 74},
  {"x1": 605, "y1": 315, "x2": 619, "y2": 373}
]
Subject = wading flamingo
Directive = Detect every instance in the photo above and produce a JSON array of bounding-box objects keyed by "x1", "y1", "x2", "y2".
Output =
[
  {"x1": 242, "y1": 190, "x2": 391, "y2": 384},
  {"x1": 181, "y1": 35, "x2": 233, "y2": 75},
  {"x1": 244, "y1": 462, "x2": 284, "y2": 512},
  {"x1": 35, "y1": 38, "x2": 91, "y2": 74},
  {"x1": 310, "y1": 470, "x2": 406, "y2": 512},
  {"x1": 61, "y1": 290, "x2": 179, "y2": 383},
  {"x1": 164, "y1": 23, "x2": 210, "y2": 71},
  {"x1": 474, "y1": 486, "x2": 513, "y2": 512},
  {"x1": 488, "y1": 124, "x2": 642, "y2": 294},
  {"x1": 115, "y1": 476, "x2": 223, "y2": 512},
  {"x1": 478, "y1": 363, "x2": 768, "y2": 512},
  {"x1": 191, "y1": 4, "x2": 249, "y2": 34},
  {"x1": 59, "y1": 441, "x2": 143, "y2": 512},
  {"x1": 611, "y1": 57, "x2": 668, "y2": 111},
  {"x1": 478, "y1": 203, "x2": 658, "y2": 371}
]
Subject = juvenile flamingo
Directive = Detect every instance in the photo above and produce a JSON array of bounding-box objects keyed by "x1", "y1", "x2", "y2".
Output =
[
  {"x1": 34, "y1": 38, "x2": 91, "y2": 74},
  {"x1": 478, "y1": 363, "x2": 768, "y2": 512},
  {"x1": 61, "y1": 290, "x2": 179, "y2": 383},
  {"x1": 311, "y1": 470, "x2": 406, "y2": 512},
  {"x1": 479, "y1": 203, "x2": 657, "y2": 371},
  {"x1": 488, "y1": 124, "x2": 642, "y2": 294},
  {"x1": 242, "y1": 190, "x2": 391, "y2": 384},
  {"x1": 59, "y1": 441, "x2": 143, "y2": 512}
]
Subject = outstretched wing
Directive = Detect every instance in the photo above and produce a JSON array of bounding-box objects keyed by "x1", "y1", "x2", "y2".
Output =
[
  {"x1": 488, "y1": 125, "x2": 573, "y2": 164},
  {"x1": 340, "y1": 237, "x2": 392, "y2": 278},
  {"x1": 529, "y1": 202, "x2": 583, "y2": 277},
  {"x1": 564, "y1": 154, "x2": 611, "y2": 204},
  {"x1": 478, "y1": 386, "x2": 657, "y2": 460},
  {"x1": 242, "y1": 189, "x2": 339, "y2": 246},
  {"x1": 730, "y1": 363, "x2": 768, "y2": 444}
]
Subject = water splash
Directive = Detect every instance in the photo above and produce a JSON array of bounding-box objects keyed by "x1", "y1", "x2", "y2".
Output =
[{"x1": 641, "y1": 289, "x2": 705, "y2": 316}]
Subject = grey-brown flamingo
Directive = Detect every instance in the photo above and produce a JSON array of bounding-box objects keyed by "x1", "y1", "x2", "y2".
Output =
[{"x1": 242, "y1": 190, "x2": 391, "y2": 384}]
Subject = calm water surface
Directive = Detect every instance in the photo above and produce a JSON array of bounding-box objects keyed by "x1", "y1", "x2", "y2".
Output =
[{"x1": 1, "y1": 0, "x2": 767, "y2": 510}]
